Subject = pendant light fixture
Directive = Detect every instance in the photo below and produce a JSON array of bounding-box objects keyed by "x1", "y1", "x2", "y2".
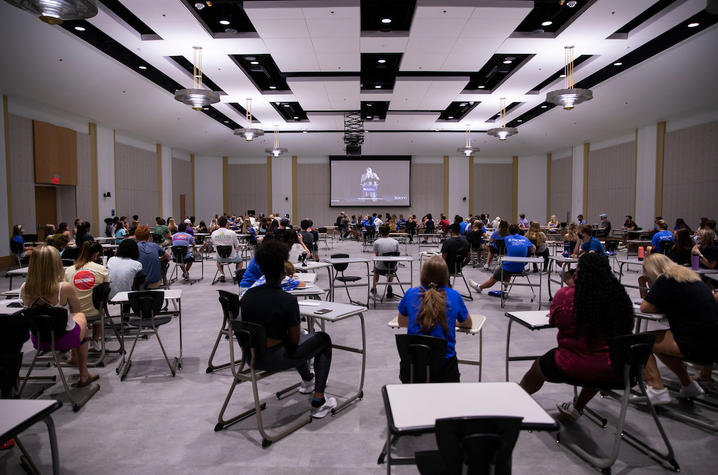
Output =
[
  {"x1": 457, "y1": 124, "x2": 479, "y2": 157},
  {"x1": 234, "y1": 98, "x2": 264, "y2": 141},
  {"x1": 4, "y1": 0, "x2": 97, "y2": 24},
  {"x1": 546, "y1": 46, "x2": 592, "y2": 110},
  {"x1": 265, "y1": 126, "x2": 288, "y2": 157},
  {"x1": 487, "y1": 98, "x2": 518, "y2": 141},
  {"x1": 174, "y1": 46, "x2": 220, "y2": 110}
]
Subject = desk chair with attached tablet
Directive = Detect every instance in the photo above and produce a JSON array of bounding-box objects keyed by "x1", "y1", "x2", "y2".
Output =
[
  {"x1": 555, "y1": 333, "x2": 679, "y2": 473},
  {"x1": 448, "y1": 252, "x2": 473, "y2": 301},
  {"x1": 375, "y1": 251, "x2": 405, "y2": 305},
  {"x1": 87, "y1": 283, "x2": 123, "y2": 368},
  {"x1": 330, "y1": 253, "x2": 365, "y2": 306},
  {"x1": 214, "y1": 320, "x2": 311, "y2": 447},
  {"x1": 212, "y1": 245, "x2": 234, "y2": 285},
  {"x1": 206, "y1": 290, "x2": 240, "y2": 374},
  {"x1": 170, "y1": 246, "x2": 196, "y2": 285}
]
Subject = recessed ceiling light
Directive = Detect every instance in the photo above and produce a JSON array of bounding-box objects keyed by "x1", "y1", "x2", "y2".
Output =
[
  {"x1": 138, "y1": 65, "x2": 147, "y2": 70},
  {"x1": 541, "y1": 20, "x2": 552, "y2": 27},
  {"x1": 448, "y1": 116, "x2": 454, "y2": 119},
  {"x1": 517, "y1": 119, "x2": 522, "y2": 122},
  {"x1": 374, "y1": 85, "x2": 381, "y2": 89},
  {"x1": 293, "y1": 116, "x2": 299, "y2": 120},
  {"x1": 377, "y1": 59, "x2": 386, "y2": 64},
  {"x1": 381, "y1": 18, "x2": 391, "y2": 24},
  {"x1": 223, "y1": 120, "x2": 229, "y2": 123},
  {"x1": 366, "y1": 103, "x2": 372, "y2": 107},
  {"x1": 269, "y1": 85, "x2": 277, "y2": 89},
  {"x1": 219, "y1": 20, "x2": 230, "y2": 25},
  {"x1": 250, "y1": 61, "x2": 259, "y2": 65},
  {"x1": 367, "y1": 116, "x2": 372, "y2": 119},
  {"x1": 195, "y1": 74, "x2": 202, "y2": 78},
  {"x1": 503, "y1": 60, "x2": 512, "y2": 64},
  {"x1": 478, "y1": 85, "x2": 485, "y2": 89},
  {"x1": 559, "y1": 74, "x2": 566, "y2": 78},
  {"x1": 541, "y1": 105, "x2": 547, "y2": 109},
  {"x1": 459, "y1": 103, "x2": 467, "y2": 106},
  {"x1": 74, "y1": 26, "x2": 85, "y2": 31},
  {"x1": 203, "y1": 107, "x2": 209, "y2": 111},
  {"x1": 613, "y1": 62, "x2": 622, "y2": 66},
  {"x1": 283, "y1": 104, "x2": 290, "y2": 107},
  {"x1": 302, "y1": 130, "x2": 308, "y2": 134},
  {"x1": 687, "y1": 22, "x2": 699, "y2": 28}
]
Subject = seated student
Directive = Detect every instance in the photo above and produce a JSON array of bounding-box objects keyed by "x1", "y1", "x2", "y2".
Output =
[
  {"x1": 577, "y1": 224, "x2": 605, "y2": 256},
  {"x1": 136, "y1": 225, "x2": 170, "y2": 289},
  {"x1": 563, "y1": 222, "x2": 580, "y2": 256},
  {"x1": 397, "y1": 256, "x2": 473, "y2": 382},
  {"x1": 171, "y1": 223, "x2": 195, "y2": 278},
  {"x1": 648, "y1": 219, "x2": 674, "y2": 254},
  {"x1": 283, "y1": 229, "x2": 312, "y2": 264},
  {"x1": 74, "y1": 221, "x2": 95, "y2": 248},
  {"x1": 639, "y1": 254, "x2": 718, "y2": 403},
  {"x1": 372, "y1": 225, "x2": 400, "y2": 298},
  {"x1": 547, "y1": 215, "x2": 560, "y2": 229},
  {"x1": 525, "y1": 221, "x2": 549, "y2": 272},
  {"x1": 438, "y1": 215, "x2": 450, "y2": 234},
  {"x1": 483, "y1": 219, "x2": 509, "y2": 270},
  {"x1": 518, "y1": 214, "x2": 529, "y2": 231},
  {"x1": 299, "y1": 220, "x2": 315, "y2": 255},
  {"x1": 10, "y1": 224, "x2": 33, "y2": 258},
  {"x1": 469, "y1": 224, "x2": 535, "y2": 293},
  {"x1": 274, "y1": 218, "x2": 290, "y2": 239},
  {"x1": 692, "y1": 228, "x2": 718, "y2": 269},
  {"x1": 153, "y1": 218, "x2": 171, "y2": 245},
  {"x1": 598, "y1": 213, "x2": 612, "y2": 236},
  {"x1": 466, "y1": 221, "x2": 485, "y2": 265},
  {"x1": 22, "y1": 246, "x2": 98, "y2": 387},
  {"x1": 519, "y1": 253, "x2": 634, "y2": 420},
  {"x1": 441, "y1": 223, "x2": 470, "y2": 273},
  {"x1": 57, "y1": 222, "x2": 72, "y2": 243},
  {"x1": 211, "y1": 216, "x2": 243, "y2": 283},
  {"x1": 249, "y1": 261, "x2": 307, "y2": 292},
  {"x1": 576, "y1": 214, "x2": 587, "y2": 226},
  {"x1": 64, "y1": 242, "x2": 109, "y2": 351},
  {"x1": 239, "y1": 239, "x2": 336, "y2": 418},
  {"x1": 167, "y1": 218, "x2": 178, "y2": 235},
  {"x1": 405, "y1": 215, "x2": 417, "y2": 242},
  {"x1": 242, "y1": 220, "x2": 258, "y2": 246},
  {"x1": 423, "y1": 213, "x2": 435, "y2": 235},
  {"x1": 667, "y1": 229, "x2": 693, "y2": 266},
  {"x1": 674, "y1": 218, "x2": 692, "y2": 233},
  {"x1": 107, "y1": 239, "x2": 143, "y2": 299},
  {"x1": 623, "y1": 215, "x2": 639, "y2": 231},
  {"x1": 46, "y1": 233, "x2": 70, "y2": 257},
  {"x1": 114, "y1": 220, "x2": 128, "y2": 245},
  {"x1": 307, "y1": 219, "x2": 320, "y2": 261},
  {"x1": 182, "y1": 219, "x2": 195, "y2": 236},
  {"x1": 459, "y1": 217, "x2": 470, "y2": 236},
  {"x1": 197, "y1": 221, "x2": 208, "y2": 234}
]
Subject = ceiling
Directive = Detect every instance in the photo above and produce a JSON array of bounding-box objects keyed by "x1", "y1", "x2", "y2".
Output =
[{"x1": 0, "y1": 0, "x2": 716, "y2": 159}]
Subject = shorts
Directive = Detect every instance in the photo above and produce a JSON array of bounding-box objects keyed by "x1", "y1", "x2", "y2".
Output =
[
  {"x1": 182, "y1": 255, "x2": 194, "y2": 263},
  {"x1": 31, "y1": 323, "x2": 82, "y2": 351},
  {"x1": 146, "y1": 281, "x2": 162, "y2": 289},
  {"x1": 374, "y1": 267, "x2": 393, "y2": 276},
  {"x1": 676, "y1": 335, "x2": 718, "y2": 365},
  {"x1": 492, "y1": 268, "x2": 523, "y2": 281},
  {"x1": 538, "y1": 349, "x2": 569, "y2": 383},
  {"x1": 217, "y1": 255, "x2": 242, "y2": 264}
]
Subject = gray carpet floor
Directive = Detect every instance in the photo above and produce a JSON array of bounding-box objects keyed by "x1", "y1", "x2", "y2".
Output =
[{"x1": 2, "y1": 238, "x2": 716, "y2": 475}]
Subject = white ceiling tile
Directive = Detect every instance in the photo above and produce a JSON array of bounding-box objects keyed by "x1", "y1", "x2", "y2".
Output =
[
  {"x1": 420, "y1": 80, "x2": 469, "y2": 110},
  {"x1": 302, "y1": 4, "x2": 358, "y2": 19},
  {"x1": 312, "y1": 36, "x2": 359, "y2": 54},
  {"x1": 316, "y1": 54, "x2": 360, "y2": 72},
  {"x1": 400, "y1": 52, "x2": 447, "y2": 71},
  {"x1": 360, "y1": 36, "x2": 409, "y2": 53},
  {"x1": 306, "y1": 17, "x2": 358, "y2": 38},
  {"x1": 409, "y1": 17, "x2": 467, "y2": 38},
  {"x1": 262, "y1": 38, "x2": 319, "y2": 71},
  {"x1": 413, "y1": 5, "x2": 475, "y2": 19},
  {"x1": 460, "y1": 6, "x2": 532, "y2": 38},
  {"x1": 243, "y1": 3, "x2": 303, "y2": 20},
  {"x1": 250, "y1": 18, "x2": 309, "y2": 39}
]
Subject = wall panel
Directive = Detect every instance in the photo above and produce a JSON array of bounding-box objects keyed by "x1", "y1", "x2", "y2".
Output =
[
  {"x1": 227, "y1": 163, "x2": 267, "y2": 216},
  {"x1": 76, "y1": 132, "x2": 92, "y2": 222},
  {"x1": 663, "y1": 120, "x2": 718, "y2": 228},
  {"x1": 549, "y1": 157, "x2": 572, "y2": 223},
  {"x1": 114, "y1": 142, "x2": 159, "y2": 222},
  {"x1": 8, "y1": 114, "x2": 35, "y2": 231},
  {"x1": 172, "y1": 157, "x2": 193, "y2": 220},
  {"x1": 473, "y1": 163, "x2": 512, "y2": 221},
  {"x1": 586, "y1": 141, "x2": 635, "y2": 225}
]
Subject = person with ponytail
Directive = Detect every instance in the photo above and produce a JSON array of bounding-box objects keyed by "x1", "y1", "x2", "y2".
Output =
[{"x1": 397, "y1": 256, "x2": 473, "y2": 382}]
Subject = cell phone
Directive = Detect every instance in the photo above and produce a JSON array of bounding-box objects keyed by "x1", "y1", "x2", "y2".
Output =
[{"x1": 314, "y1": 308, "x2": 332, "y2": 315}]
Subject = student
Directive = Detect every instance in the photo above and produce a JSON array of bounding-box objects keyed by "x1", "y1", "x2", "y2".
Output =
[
  {"x1": 692, "y1": 228, "x2": 718, "y2": 269},
  {"x1": 22, "y1": 246, "x2": 98, "y2": 387},
  {"x1": 167, "y1": 218, "x2": 178, "y2": 235},
  {"x1": 136, "y1": 225, "x2": 170, "y2": 289},
  {"x1": 576, "y1": 214, "x2": 587, "y2": 226},
  {"x1": 372, "y1": 224, "x2": 400, "y2": 298},
  {"x1": 519, "y1": 253, "x2": 634, "y2": 420},
  {"x1": 525, "y1": 221, "x2": 549, "y2": 272},
  {"x1": 299, "y1": 219, "x2": 315, "y2": 252},
  {"x1": 441, "y1": 224, "x2": 470, "y2": 273},
  {"x1": 563, "y1": 222, "x2": 580, "y2": 256},
  {"x1": 183, "y1": 219, "x2": 195, "y2": 236},
  {"x1": 114, "y1": 219, "x2": 128, "y2": 245},
  {"x1": 75, "y1": 221, "x2": 95, "y2": 248},
  {"x1": 598, "y1": 213, "x2": 612, "y2": 236},
  {"x1": 64, "y1": 242, "x2": 108, "y2": 350},
  {"x1": 623, "y1": 215, "x2": 638, "y2": 231},
  {"x1": 649, "y1": 220, "x2": 674, "y2": 254},
  {"x1": 57, "y1": 222, "x2": 72, "y2": 242},
  {"x1": 438, "y1": 215, "x2": 450, "y2": 234},
  {"x1": 10, "y1": 224, "x2": 33, "y2": 258},
  {"x1": 639, "y1": 254, "x2": 718, "y2": 403},
  {"x1": 483, "y1": 220, "x2": 509, "y2": 269},
  {"x1": 171, "y1": 223, "x2": 195, "y2": 278},
  {"x1": 667, "y1": 229, "x2": 693, "y2": 266},
  {"x1": 423, "y1": 213, "x2": 435, "y2": 235},
  {"x1": 373, "y1": 213, "x2": 383, "y2": 228},
  {"x1": 674, "y1": 218, "x2": 692, "y2": 233},
  {"x1": 518, "y1": 214, "x2": 529, "y2": 231},
  {"x1": 131, "y1": 215, "x2": 140, "y2": 229},
  {"x1": 153, "y1": 218, "x2": 171, "y2": 244},
  {"x1": 283, "y1": 229, "x2": 311, "y2": 264},
  {"x1": 546, "y1": 215, "x2": 559, "y2": 229},
  {"x1": 211, "y1": 216, "x2": 243, "y2": 283},
  {"x1": 197, "y1": 221, "x2": 208, "y2": 234},
  {"x1": 577, "y1": 225, "x2": 605, "y2": 256},
  {"x1": 405, "y1": 215, "x2": 417, "y2": 242},
  {"x1": 470, "y1": 224, "x2": 535, "y2": 293},
  {"x1": 397, "y1": 256, "x2": 473, "y2": 382},
  {"x1": 466, "y1": 221, "x2": 485, "y2": 266},
  {"x1": 239, "y1": 239, "x2": 336, "y2": 418},
  {"x1": 106, "y1": 239, "x2": 143, "y2": 299}
]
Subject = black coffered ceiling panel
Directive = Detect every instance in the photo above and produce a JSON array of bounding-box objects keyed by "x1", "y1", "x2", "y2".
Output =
[
  {"x1": 361, "y1": 53, "x2": 403, "y2": 91},
  {"x1": 465, "y1": 54, "x2": 533, "y2": 92},
  {"x1": 506, "y1": 102, "x2": 556, "y2": 128},
  {"x1": 527, "y1": 54, "x2": 592, "y2": 94},
  {"x1": 361, "y1": 101, "x2": 390, "y2": 121},
  {"x1": 230, "y1": 54, "x2": 290, "y2": 93},
  {"x1": 272, "y1": 102, "x2": 308, "y2": 122},
  {"x1": 98, "y1": 0, "x2": 159, "y2": 38},
  {"x1": 438, "y1": 101, "x2": 480, "y2": 122},
  {"x1": 169, "y1": 55, "x2": 225, "y2": 93},
  {"x1": 361, "y1": 0, "x2": 416, "y2": 32},
  {"x1": 228, "y1": 102, "x2": 260, "y2": 124},
  {"x1": 487, "y1": 102, "x2": 522, "y2": 122},
  {"x1": 180, "y1": 0, "x2": 256, "y2": 36},
  {"x1": 201, "y1": 106, "x2": 240, "y2": 130},
  {"x1": 514, "y1": 0, "x2": 593, "y2": 34},
  {"x1": 612, "y1": 0, "x2": 679, "y2": 36}
]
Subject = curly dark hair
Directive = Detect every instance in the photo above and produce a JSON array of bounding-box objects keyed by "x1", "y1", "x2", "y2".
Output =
[
  {"x1": 573, "y1": 253, "x2": 633, "y2": 344},
  {"x1": 254, "y1": 239, "x2": 289, "y2": 287}
]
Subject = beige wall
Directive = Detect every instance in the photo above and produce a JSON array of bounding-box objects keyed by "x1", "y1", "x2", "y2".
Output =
[
  {"x1": 172, "y1": 157, "x2": 193, "y2": 220},
  {"x1": 8, "y1": 114, "x2": 35, "y2": 231},
  {"x1": 115, "y1": 142, "x2": 159, "y2": 221},
  {"x1": 473, "y1": 163, "x2": 512, "y2": 221},
  {"x1": 227, "y1": 163, "x2": 267, "y2": 216},
  {"x1": 663, "y1": 120, "x2": 718, "y2": 228},
  {"x1": 76, "y1": 131, "x2": 92, "y2": 222},
  {"x1": 549, "y1": 157, "x2": 572, "y2": 223},
  {"x1": 586, "y1": 141, "x2": 636, "y2": 225},
  {"x1": 296, "y1": 163, "x2": 331, "y2": 225}
]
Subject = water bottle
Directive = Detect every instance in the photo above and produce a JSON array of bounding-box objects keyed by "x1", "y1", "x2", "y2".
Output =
[
  {"x1": 562, "y1": 241, "x2": 570, "y2": 258},
  {"x1": 692, "y1": 254, "x2": 700, "y2": 270},
  {"x1": 637, "y1": 246, "x2": 644, "y2": 261}
]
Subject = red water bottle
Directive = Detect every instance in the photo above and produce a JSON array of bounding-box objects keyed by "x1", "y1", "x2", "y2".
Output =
[{"x1": 637, "y1": 246, "x2": 644, "y2": 261}]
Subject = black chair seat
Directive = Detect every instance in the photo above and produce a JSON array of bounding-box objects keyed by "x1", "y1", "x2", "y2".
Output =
[
  {"x1": 127, "y1": 315, "x2": 172, "y2": 328},
  {"x1": 337, "y1": 276, "x2": 362, "y2": 283}
]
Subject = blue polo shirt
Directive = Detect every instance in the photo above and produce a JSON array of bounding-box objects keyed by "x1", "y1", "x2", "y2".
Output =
[
  {"x1": 398, "y1": 286, "x2": 468, "y2": 359},
  {"x1": 459, "y1": 221, "x2": 469, "y2": 235},
  {"x1": 504, "y1": 234, "x2": 533, "y2": 273},
  {"x1": 651, "y1": 230, "x2": 674, "y2": 253},
  {"x1": 137, "y1": 241, "x2": 165, "y2": 284},
  {"x1": 581, "y1": 237, "x2": 606, "y2": 255},
  {"x1": 240, "y1": 258, "x2": 263, "y2": 289},
  {"x1": 171, "y1": 232, "x2": 194, "y2": 259}
]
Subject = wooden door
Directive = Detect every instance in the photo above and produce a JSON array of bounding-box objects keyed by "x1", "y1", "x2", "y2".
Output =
[
  {"x1": 35, "y1": 186, "x2": 57, "y2": 240},
  {"x1": 179, "y1": 194, "x2": 186, "y2": 221}
]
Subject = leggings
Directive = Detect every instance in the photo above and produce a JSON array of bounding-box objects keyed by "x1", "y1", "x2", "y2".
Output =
[
  {"x1": 256, "y1": 332, "x2": 332, "y2": 393},
  {"x1": 533, "y1": 248, "x2": 550, "y2": 271}
]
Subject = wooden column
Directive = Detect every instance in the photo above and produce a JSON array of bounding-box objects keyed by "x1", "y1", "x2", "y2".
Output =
[
  {"x1": 291, "y1": 155, "x2": 298, "y2": 220},
  {"x1": 222, "y1": 156, "x2": 228, "y2": 214},
  {"x1": 512, "y1": 156, "x2": 518, "y2": 222},
  {"x1": 266, "y1": 156, "x2": 272, "y2": 214},
  {"x1": 190, "y1": 153, "x2": 195, "y2": 216},
  {"x1": 89, "y1": 123, "x2": 99, "y2": 231},
  {"x1": 468, "y1": 155, "x2": 474, "y2": 216},
  {"x1": 655, "y1": 121, "x2": 666, "y2": 217},
  {"x1": 582, "y1": 143, "x2": 589, "y2": 217},
  {"x1": 156, "y1": 144, "x2": 162, "y2": 219}
]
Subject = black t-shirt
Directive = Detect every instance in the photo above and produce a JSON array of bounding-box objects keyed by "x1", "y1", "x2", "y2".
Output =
[
  {"x1": 667, "y1": 246, "x2": 692, "y2": 266},
  {"x1": 76, "y1": 233, "x2": 95, "y2": 248},
  {"x1": 240, "y1": 284, "x2": 300, "y2": 347},
  {"x1": 700, "y1": 245, "x2": 718, "y2": 268},
  {"x1": 441, "y1": 237, "x2": 470, "y2": 270},
  {"x1": 644, "y1": 275, "x2": 718, "y2": 349}
]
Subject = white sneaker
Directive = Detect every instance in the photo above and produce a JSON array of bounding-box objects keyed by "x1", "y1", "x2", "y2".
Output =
[
  {"x1": 645, "y1": 386, "x2": 672, "y2": 405},
  {"x1": 311, "y1": 397, "x2": 337, "y2": 419},
  {"x1": 556, "y1": 401, "x2": 581, "y2": 422},
  {"x1": 678, "y1": 380, "x2": 705, "y2": 399},
  {"x1": 483, "y1": 264, "x2": 489, "y2": 270},
  {"x1": 89, "y1": 340, "x2": 101, "y2": 352},
  {"x1": 299, "y1": 377, "x2": 315, "y2": 394},
  {"x1": 468, "y1": 279, "x2": 482, "y2": 293}
]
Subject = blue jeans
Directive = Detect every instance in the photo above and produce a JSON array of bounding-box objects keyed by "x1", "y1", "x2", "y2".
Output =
[{"x1": 256, "y1": 332, "x2": 332, "y2": 393}]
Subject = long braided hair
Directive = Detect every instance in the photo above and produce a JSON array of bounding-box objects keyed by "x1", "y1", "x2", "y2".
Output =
[{"x1": 416, "y1": 256, "x2": 450, "y2": 333}]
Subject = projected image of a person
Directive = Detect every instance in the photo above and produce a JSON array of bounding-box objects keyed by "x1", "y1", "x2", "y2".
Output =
[{"x1": 360, "y1": 167, "x2": 380, "y2": 201}]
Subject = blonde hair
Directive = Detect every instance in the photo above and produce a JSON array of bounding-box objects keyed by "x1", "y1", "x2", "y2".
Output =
[
  {"x1": 22, "y1": 245, "x2": 64, "y2": 300},
  {"x1": 564, "y1": 222, "x2": 578, "y2": 240},
  {"x1": 698, "y1": 228, "x2": 715, "y2": 248},
  {"x1": 417, "y1": 256, "x2": 450, "y2": 333},
  {"x1": 526, "y1": 222, "x2": 544, "y2": 246},
  {"x1": 643, "y1": 253, "x2": 700, "y2": 284}
]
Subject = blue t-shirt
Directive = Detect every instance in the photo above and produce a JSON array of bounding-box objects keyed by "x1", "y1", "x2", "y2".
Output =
[
  {"x1": 137, "y1": 241, "x2": 165, "y2": 284},
  {"x1": 581, "y1": 237, "x2": 605, "y2": 255},
  {"x1": 171, "y1": 232, "x2": 194, "y2": 259},
  {"x1": 459, "y1": 221, "x2": 469, "y2": 235},
  {"x1": 398, "y1": 286, "x2": 468, "y2": 359},
  {"x1": 651, "y1": 230, "x2": 674, "y2": 252},
  {"x1": 114, "y1": 228, "x2": 127, "y2": 245},
  {"x1": 490, "y1": 230, "x2": 505, "y2": 244},
  {"x1": 240, "y1": 258, "x2": 263, "y2": 289},
  {"x1": 504, "y1": 234, "x2": 533, "y2": 272}
]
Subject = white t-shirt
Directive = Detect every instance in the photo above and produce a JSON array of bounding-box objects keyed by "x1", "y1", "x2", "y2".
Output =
[
  {"x1": 211, "y1": 228, "x2": 241, "y2": 258},
  {"x1": 289, "y1": 243, "x2": 307, "y2": 264},
  {"x1": 107, "y1": 257, "x2": 143, "y2": 298},
  {"x1": 374, "y1": 218, "x2": 383, "y2": 227}
]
